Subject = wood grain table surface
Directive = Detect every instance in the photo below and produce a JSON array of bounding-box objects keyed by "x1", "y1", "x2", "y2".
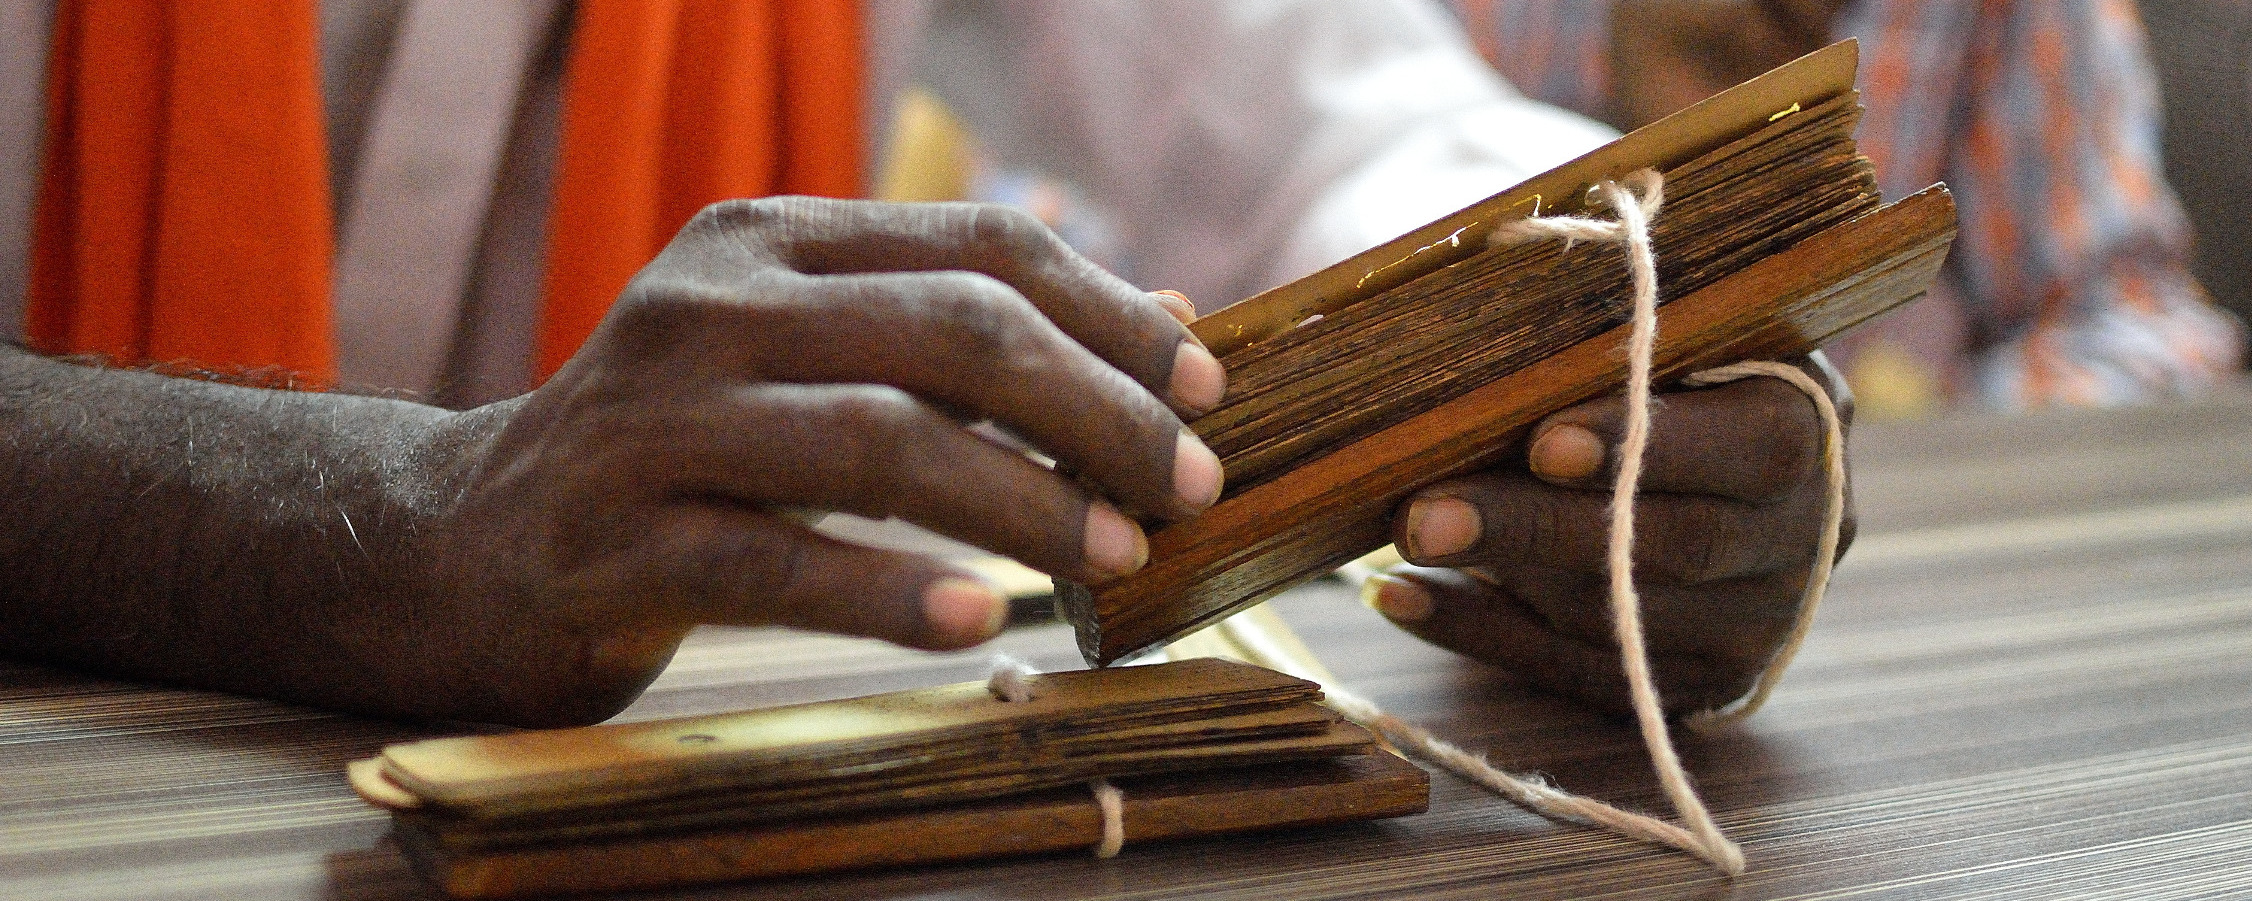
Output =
[{"x1": 8, "y1": 389, "x2": 2252, "y2": 900}]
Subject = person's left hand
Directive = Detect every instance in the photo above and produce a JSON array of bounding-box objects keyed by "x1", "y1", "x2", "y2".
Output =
[{"x1": 1369, "y1": 353, "x2": 1854, "y2": 716}]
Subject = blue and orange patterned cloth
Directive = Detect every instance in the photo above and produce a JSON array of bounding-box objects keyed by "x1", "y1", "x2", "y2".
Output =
[{"x1": 1452, "y1": 0, "x2": 2243, "y2": 411}]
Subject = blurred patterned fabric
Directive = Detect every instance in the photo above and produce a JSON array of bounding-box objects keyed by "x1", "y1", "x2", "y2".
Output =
[{"x1": 1453, "y1": 0, "x2": 2245, "y2": 413}]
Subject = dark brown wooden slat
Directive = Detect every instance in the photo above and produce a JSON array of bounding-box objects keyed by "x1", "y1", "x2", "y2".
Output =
[{"x1": 402, "y1": 753, "x2": 1430, "y2": 899}]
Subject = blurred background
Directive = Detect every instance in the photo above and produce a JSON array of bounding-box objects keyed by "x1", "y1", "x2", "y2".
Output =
[{"x1": 881, "y1": 0, "x2": 2252, "y2": 422}]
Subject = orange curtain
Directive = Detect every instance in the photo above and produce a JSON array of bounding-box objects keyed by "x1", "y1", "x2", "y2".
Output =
[
  {"x1": 27, "y1": 0, "x2": 338, "y2": 383},
  {"x1": 26, "y1": 0, "x2": 864, "y2": 388},
  {"x1": 536, "y1": 0, "x2": 865, "y2": 380}
]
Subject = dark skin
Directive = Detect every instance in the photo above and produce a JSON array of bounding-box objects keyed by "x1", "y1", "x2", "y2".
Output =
[
  {"x1": 0, "y1": 197, "x2": 1844, "y2": 726},
  {"x1": 1369, "y1": 1, "x2": 1864, "y2": 716},
  {"x1": 0, "y1": 198, "x2": 1221, "y2": 727},
  {"x1": 1376, "y1": 356, "x2": 1854, "y2": 715},
  {"x1": 1369, "y1": 1, "x2": 1861, "y2": 716}
]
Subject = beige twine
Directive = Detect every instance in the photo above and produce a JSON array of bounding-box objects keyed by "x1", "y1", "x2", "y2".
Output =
[
  {"x1": 1509, "y1": 171, "x2": 1737, "y2": 871},
  {"x1": 986, "y1": 653, "x2": 1037, "y2": 703},
  {"x1": 1218, "y1": 170, "x2": 1847, "y2": 876},
  {"x1": 1681, "y1": 361, "x2": 1847, "y2": 728},
  {"x1": 987, "y1": 656, "x2": 1127, "y2": 859},
  {"x1": 1090, "y1": 778, "x2": 1126, "y2": 858}
]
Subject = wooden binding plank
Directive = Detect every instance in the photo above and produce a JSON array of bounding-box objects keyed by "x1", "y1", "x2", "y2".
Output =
[
  {"x1": 367, "y1": 657, "x2": 1316, "y2": 818},
  {"x1": 396, "y1": 716, "x2": 1378, "y2": 852},
  {"x1": 1065, "y1": 186, "x2": 1958, "y2": 664},
  {"x1": 396, "y1": 751, "x2": 1431, "y2": 899}
]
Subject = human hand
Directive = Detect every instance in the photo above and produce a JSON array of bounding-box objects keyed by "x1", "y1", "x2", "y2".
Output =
[
  {"x1": 1369, "y1": 354, "x2": 1853, "y2": 716},
  {"x1": 409, "y1": 198, "x2": 1224, "y2": 724}
]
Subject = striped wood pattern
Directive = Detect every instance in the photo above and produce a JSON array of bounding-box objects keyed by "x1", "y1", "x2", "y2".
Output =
[{"x1": 8, "y1": 389, "x2": 2252, "y2": 898}]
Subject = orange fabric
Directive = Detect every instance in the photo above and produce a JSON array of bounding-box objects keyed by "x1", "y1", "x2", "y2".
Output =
[
  {"x1": 538, "y1": 0, "x2": 865, "y2": 380},
  {"x1": 26, "y1": 1, "x2": 865, "y2": 387},
  {"x1": 28, "y1": 1, "x2": 337, "y2": 383}
]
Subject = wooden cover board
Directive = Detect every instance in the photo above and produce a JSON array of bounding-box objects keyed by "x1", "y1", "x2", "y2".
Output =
[
  {"x1": 395, "y1": 751, "x2": 1430, "y2": 899},
  {"x1": 357, "y1": 658, "x2": 1325, "y2": 817}
]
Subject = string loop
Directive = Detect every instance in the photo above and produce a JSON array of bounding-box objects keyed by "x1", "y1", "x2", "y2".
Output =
[{"x1": 988, "y1": 656, "x2": 1129, "y2": 859}]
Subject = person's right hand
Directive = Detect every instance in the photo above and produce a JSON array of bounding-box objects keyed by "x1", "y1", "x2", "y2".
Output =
[{"x1": 406, "y1": 198, "x2": 1225, "y2": 724}]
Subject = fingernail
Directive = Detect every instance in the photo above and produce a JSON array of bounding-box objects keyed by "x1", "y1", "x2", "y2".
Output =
[
  {"x1": 1152, "y1": 289, "x2": 1197, "y2": 325},
  {"x1": 1403, "y1": 496, "x2": 1480, "y2": 561},
  {"x1": 924, "y1": 577, "x2": 1007, "y2": 646},
  {"x1": 1173, "y1": 430, "x2": 1224, "y2": 510},
  {"x1": 1169, "y1": 341, "x2": 1227, "y2": 414},
  {"x1": 1083, "y1": 502, "x2": 1149, "y2": 578},
  {"x1": 1530, "y1": 424, "x2": 1606, "y2": 482},
  {"x1": 1362, "y1": 574, "x2": 1434, "y2": 624}
]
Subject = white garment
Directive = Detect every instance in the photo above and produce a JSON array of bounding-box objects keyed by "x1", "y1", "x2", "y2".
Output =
[
  {"x1": 887, "y1": 0, "x2": 1615, "y2": 305},
  {"x1": 0, "y1": 0, "x2": 1614, "y2": 401}
]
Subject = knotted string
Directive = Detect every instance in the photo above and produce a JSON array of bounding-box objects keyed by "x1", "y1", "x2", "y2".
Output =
[
  {"x1": 987, "y1": 656, "x2": 1127, "y2": 858},
  {"x1": 1219, "y1": 170, "x2": 1848, "y2": 876}
]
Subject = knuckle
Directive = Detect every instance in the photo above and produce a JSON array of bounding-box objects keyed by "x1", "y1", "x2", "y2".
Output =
[
  {"x1": 964, "y1": 203, "x2": 1060, "y2": 260},
  {"x1": 618, "y1": 279, "x2": 716, "y2": 319},
  {"x1": 1524, "y1": 495, "x2": 1563, "y2": 562},
  {"x1": 1488, "y1": 488, "x2": 1563, "y2": 564},
  {"x1": 681, "y1": 196, "x2": 828, "y2": 268},
  {"x1": 1663, "y1": 505, "x2": 1742, "y2": 584},
  {"x1": 821, "y1": 384, "x2": 924, "y2": 439},
  {"x1": 733, "y1": 525, "x2": 815, "y2": 601},
  {"x1": 669, "y1": 509, "x2": 810, "y2": 602},
  {"x1": 606, "y1": 281, "x2": 728, "y2": 352},
  {"x1": 681, "y1": 196, "x2": 795, "y2": 254},
  {"x1": 814, "y1": 386, "x2": 932, "y2": 511},
  {"x1": 921, "y1": 273, "x2": 1038, "y2": 361},
  {"x1": 1746, "y1": 381, "x2": 1822, "y2": 489},
  {"x1": 616, "y1": 273, "x2": 816, "y2": 360},
  {"x1": 690, "y1": 196, "x2": 782, "y2": 233}
]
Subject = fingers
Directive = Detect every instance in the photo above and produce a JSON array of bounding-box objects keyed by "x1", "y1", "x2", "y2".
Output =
[
  {"x1": 626, "y1": 383, "x2": 1150, "y2": 585},
  {"x1": 702, "y1": 271, "x2": 1219, "y2": 520},
  {"x1": 1364, "y1": 565, "x2": 1772, "y2": 715},
  {"x1": 1527, "y1": 373, "x2": 1824, "y2": 503},
  {"x1": 1447, "y1": 560, "x2": 1806, "y2": 660},
  {"x1": 641, "y1": 503, "x2": 1009, "y2": 651},
  {"x1": 1394, "y1": 469, "x2": 1822, "y2": 584},
  {"x1": 1151, "y1": 289, "x2": 1198, "y2": 324},
  {"x1": 694, "y1": 197, "x2": 1225, "y2": 418}
]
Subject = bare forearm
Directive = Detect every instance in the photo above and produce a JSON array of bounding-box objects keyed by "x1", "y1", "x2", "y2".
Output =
[
  {"x1": 0, "y1": 199, "x2": 1224, "y2": 726},
  {"x1": 0, "y1": 347, "x2": 538, "y2": 720}
]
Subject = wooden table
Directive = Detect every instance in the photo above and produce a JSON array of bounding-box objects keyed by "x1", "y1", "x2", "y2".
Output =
[{"x1": 10, "y1": 391, "x2": 2252, "y2": 899}]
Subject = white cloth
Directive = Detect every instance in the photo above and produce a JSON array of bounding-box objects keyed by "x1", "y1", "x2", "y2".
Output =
[{"x1": 889, "y1": 0, "x2": 1616, "y2": 306}]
